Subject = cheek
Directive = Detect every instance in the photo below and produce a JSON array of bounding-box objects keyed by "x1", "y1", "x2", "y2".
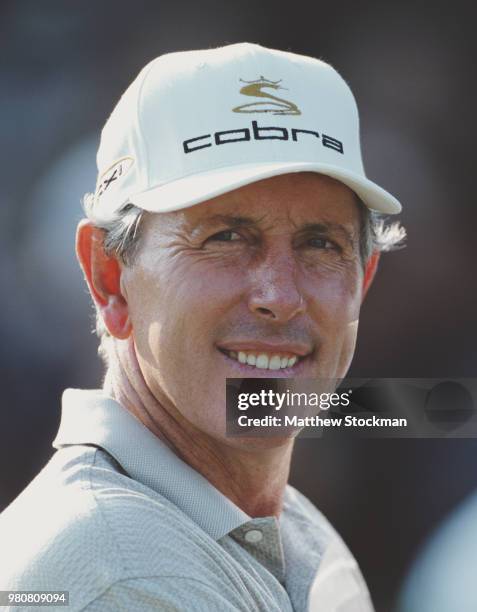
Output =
[
  {"x1": 126, "y1": 260, "x2": 244, "y2": 368},
  {"x1": 308, "y1": 265, "x2": 363, "y2": 328},
  {"x1": 307, "y1": 267, "x2": 363, "y2": 375},
  {"x1": 125, "y1": 260, "x2": 243, "y2": 436}
]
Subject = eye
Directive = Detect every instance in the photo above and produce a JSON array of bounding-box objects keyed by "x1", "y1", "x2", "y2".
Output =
[
  {"x1": 307, "y1": 237, "x2": 336, "y2": 250},
  {"x1": 208, "y1": 230, "x2": 242, "y2": 242}
]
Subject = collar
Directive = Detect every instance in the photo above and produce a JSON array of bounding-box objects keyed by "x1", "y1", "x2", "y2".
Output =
[{"x1": 53, "y1": 388, "x2": 250, "y2": 540}]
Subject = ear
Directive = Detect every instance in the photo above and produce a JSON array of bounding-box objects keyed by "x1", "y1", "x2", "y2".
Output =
[
  {"x1": 75, "y1": 219, "x2": 132, "y2": 339},
  {"x1": 361, "y1": 250, "x2": 380, "y2": 302}
]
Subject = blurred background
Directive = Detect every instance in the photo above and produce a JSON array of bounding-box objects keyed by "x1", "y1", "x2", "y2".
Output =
[{"x1": 0, "y1": 1, "x2": 476, "y2": 610}]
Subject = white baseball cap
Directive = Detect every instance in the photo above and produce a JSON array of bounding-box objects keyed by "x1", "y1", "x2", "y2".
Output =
[{"x1": 93, "y1": 42, "x2": 401, "y2": 221}]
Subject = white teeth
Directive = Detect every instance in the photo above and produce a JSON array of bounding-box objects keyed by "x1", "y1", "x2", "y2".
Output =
[
  {"x1": 256, "y1": 354, "x2": 269, "y2": 369},
  {"x1": 225, "y1": 350, "x2": 302, "y2": 370}
]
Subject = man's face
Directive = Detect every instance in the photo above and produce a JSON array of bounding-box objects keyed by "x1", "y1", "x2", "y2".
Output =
[{"x1": 121, "y1": 172, "x2": 366, "y2": 442}]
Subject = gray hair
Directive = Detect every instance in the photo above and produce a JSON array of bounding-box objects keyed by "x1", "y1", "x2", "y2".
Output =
[{"x1": 82, "y1": 192, "x2": 406, "y2": 365}]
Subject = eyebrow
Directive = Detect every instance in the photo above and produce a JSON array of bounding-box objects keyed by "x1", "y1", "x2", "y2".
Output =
[
  {"x1": 297, "y1": 222, "x2": 357, "y2": 247},
  {"x1": 200, "y1": 214, "x2": 261, "y2": 227}
]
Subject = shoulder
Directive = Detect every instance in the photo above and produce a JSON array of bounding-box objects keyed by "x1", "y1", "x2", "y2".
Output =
[
  {"x1": 0, "y1": 445, "x2": 227, "y2": 610},
  {"x1": 0, "y1": 445, "x2": 119, "y2": 608}
]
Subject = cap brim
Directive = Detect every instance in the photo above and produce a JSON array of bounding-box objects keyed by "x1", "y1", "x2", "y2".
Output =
[{"x1": 131, "y1": 161, "x2": 401, "y2": 215}]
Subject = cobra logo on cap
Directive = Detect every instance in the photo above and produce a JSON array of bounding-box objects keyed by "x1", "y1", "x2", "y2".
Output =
[{"x1": 232, "y1": 76, "x2": 301, "y2": 116}]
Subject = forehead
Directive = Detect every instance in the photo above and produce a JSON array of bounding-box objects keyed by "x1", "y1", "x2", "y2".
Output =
[{"x1": 144, "y1": 172, "x2": 361, "y2": 235}]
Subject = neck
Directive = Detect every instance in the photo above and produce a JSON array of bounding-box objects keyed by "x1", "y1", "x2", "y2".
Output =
[{"x1": 103, "y1": 337, "x2": 294, "y2": 518}]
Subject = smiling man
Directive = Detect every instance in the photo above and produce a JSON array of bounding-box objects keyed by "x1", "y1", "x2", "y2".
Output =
[{"x1": 0, "y1": 43, "x2": 405, "y2": 611}]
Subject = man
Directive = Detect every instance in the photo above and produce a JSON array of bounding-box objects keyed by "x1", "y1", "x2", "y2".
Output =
[{"x1": 0, "y1": 43, "x2": 404, "y2": 610}]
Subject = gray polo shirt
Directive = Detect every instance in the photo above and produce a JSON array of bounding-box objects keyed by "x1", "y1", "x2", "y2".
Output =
[{"x1": 0, "y1": 389, "x2": 374, "y2": 611}]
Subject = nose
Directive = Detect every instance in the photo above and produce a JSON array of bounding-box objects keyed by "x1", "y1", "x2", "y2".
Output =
[{"x1": 247, "y1": 249, "x2": 306, "y2": 324}]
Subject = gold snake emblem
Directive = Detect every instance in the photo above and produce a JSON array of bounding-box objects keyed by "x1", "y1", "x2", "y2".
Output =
[{"x1": 232, "y1": 76, "x2": 301, "y2": 116}]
